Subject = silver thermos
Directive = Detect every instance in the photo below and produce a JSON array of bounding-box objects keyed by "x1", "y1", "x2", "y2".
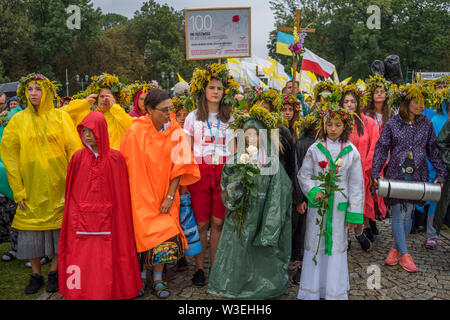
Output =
[{"x1": 376, "y1": 179, "x2": 442, "y2": 202}]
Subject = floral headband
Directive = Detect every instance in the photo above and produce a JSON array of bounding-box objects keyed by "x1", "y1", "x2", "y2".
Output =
[
  {"x1": 431, "y1": 88, "x2": 449, "y2": 114},
  {"x1": 293, "y1": 113, "x2": 317, "y2": 139},
  {"x1": 190, "y1": 63, "x2": 241, "y2": 106},
  {"x1": 230, "y1": 104, "x2": 279, "y2": 132},
  {"x1": 17, "y1": 73, "x2": 60, "y2": 105},
  {"x1": 313, "y1": 80, "x2": 338, "y2": 100},
  {"x1": 72, "y1": 73, "x2": 127, "y2": 104},
  {"x1": 282, "y1": 94, "x2": 301, "y2": 112},
  {"x1": 123, "y1": 81, "x2": 160, "y2": 105},
  {"x1": 365, "y1": 74, "x2": 391, "y2": 94},
  {"x1": 172, "y1": 94, "x2": 196, "y2": 114},
  {"x1": 314, "y1": 92, "x2": 355, "y2": 134},
  {"x1": 339, "y1": 83, "x2": 368, "y2": 108},
  {"x1": 387, "y1": 83, "x2": 434, "y2": 112}
]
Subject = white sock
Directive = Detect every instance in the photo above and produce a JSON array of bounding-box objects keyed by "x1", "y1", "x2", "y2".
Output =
[
  {"x1": 141, "y1": 270, "x2": 147, "y2": 280},
  {"x1": 153, "y1": 271, "x2": 163, "y2": 282}
]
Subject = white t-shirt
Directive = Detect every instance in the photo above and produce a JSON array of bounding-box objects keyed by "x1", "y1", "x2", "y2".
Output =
[
  {"x1": 183, "y1": 110, "x2": 234, "y2": 162},
  {"x1": 375, "y1": 112, "x2": 383, "y2": 130}
]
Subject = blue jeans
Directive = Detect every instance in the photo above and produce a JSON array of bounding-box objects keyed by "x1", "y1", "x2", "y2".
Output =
[
  {"x1": 391, "y1": 203, "x2": 414, "y2": 255},
  {"x1": 427, "y1": 212, "x2": 438, "y2": 239}
]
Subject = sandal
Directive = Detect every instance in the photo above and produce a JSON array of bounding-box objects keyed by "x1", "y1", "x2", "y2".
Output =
[
  {"x1": 152, "y1": 280, "x2": 170, "y2": 299},
  {"x1": 1, "y1": 250, "x2": 17, "y2": 262}
]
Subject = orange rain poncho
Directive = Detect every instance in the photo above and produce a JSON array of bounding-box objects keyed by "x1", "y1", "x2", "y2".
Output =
[
  {"x1": 120, "y1": 113, "x2": 200, "y2": 252},
  {"x1": 61, "y1": 99, "x2": 132, "y2": 150},
  {"x1": 0, "y1": 80, "x2": 82, "y2": 230}
]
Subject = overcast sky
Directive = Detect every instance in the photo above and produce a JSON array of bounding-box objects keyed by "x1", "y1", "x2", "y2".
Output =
[{"x1": 91, "y1": 0, "x2": 275, "y2": 59}]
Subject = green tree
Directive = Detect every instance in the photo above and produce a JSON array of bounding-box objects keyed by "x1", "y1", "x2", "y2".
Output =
[
  {"x1": 100, "y1": 13, "x2": 128, "y2": 30},
  {"x1": 0, "y1": 0, "x2": 36, "y2": 81},
  {"x1": 268, "y1": 0, "x2": 450, "y2": 80},
  {"x1": 127, "y1": 0, "x2": 203, "y2": 88}
]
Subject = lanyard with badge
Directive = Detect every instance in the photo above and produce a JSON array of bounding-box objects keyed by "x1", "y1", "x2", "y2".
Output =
[{"x1": 207, "y1": 119, "x2": 221, "y2": 165}]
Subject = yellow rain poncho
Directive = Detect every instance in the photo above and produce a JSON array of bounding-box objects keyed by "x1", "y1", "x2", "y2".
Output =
[
  {"x1": 0, "y1": 80, "x2": 82, "y2": 230},
  {"x1": 61, "y1": 99, "x2": 133, "y2": 150}
]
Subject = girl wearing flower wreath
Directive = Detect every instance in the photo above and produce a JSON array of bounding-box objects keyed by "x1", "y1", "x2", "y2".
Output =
[
  {"x1": 364, "y1": 74, "x2": 393, "y2": 131},
  {"x1": 183, "y1": 63, "x2": 239, "y2": 286},
  {"x1": 340, "y1": 84, "x2": 380, "y2": 251},
  {"x1": 61, "y1": 73, "x2": 133, "y2": 150},
  {"x1": 312, "y1": 80, "x2": 338, "y2": 110},
  {"x1": 127, "y1": 81, "x2": 160, "y2": 118},
  {"x1": 281, "y1": 94, "x2": 302, "y2": 144},
  {"x1": 207, "y1": 105, "x2": 292, "y2": 299},
  {"x1": 363, "y1": 74, "x2": 392, "y2": 227},
  {"x1": 0, "y1": 74, "x2": 82, "y2": 294},
  {"x1": 372, "y1": 83, "x2": 446, "y2": 273},
  {"x1": 256, "y1": 89, "x2": 295, "y2": 182},
  {"x1": 297, "y1": 94, "x2": 364, "y2": 300}
]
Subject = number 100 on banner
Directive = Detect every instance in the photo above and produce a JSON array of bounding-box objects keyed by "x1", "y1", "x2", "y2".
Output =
[{"x1": 185, "y1": 7, "x2": 251, "y2": 60}]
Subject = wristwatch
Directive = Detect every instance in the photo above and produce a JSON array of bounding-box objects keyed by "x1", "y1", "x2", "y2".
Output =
[{"x1": 167, "y1": 195, "x2": 174, "y2": 200}]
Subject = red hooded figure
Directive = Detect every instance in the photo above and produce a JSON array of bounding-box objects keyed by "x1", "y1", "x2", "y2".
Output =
[{"x1": 58, "y1": 111, "x2": 142, "y2": 300}]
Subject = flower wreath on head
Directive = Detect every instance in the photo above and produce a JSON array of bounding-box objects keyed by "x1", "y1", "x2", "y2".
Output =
[
  {"x1": 254, "y1": 88, "x2": 284, "y2": 112},
  {"x1": 339, "y1": 83, "x2": 368, "y2": 108},
  {"x1": 429, "y1": 76, "x2": 450, "y2": 89},
  {"x1": 17, "y1": 73, "x2": 60, "y2": 106},
  {"x1": 172, "y1": 93, "x2": 196, "y2": 114},
  {"x1": 190, "y1": 63, "x2": 241, "y2": 106},
  {"x1": 123, "y1": 81, "x2": 160, "y2": 105},
  {"x1": 432, "y1": 88, "x2": 450, "y2": 114},
  {"x1": 72, "y1": 73, "x2": 127, "y2": 105},
  {"x1": 230, "y1": 103, "x2": 278, "y2": 133},
  {"x1": 387, "y1": 82, "x2": 433, "y2": 113},
  {"x1": 313, "y1": 92, "x2": 356, "y2": 136},
  {"x1": 365, "y1": 74, "x2": 391, "y2": 97},
  {"x1": 293, "y1": 113, "x2": 317, "y2": 139},
  {"x1": 282, "y1": 94, "x2": 301, "y2": 112},
  {"x1": 313, "y1": 80, "x2": 339, "y2": 100}
]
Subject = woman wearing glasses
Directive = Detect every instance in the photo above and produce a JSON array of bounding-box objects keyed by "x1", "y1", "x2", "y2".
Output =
[{"x1": 120, "y1": 89, "x2": 200, "y2": 299}]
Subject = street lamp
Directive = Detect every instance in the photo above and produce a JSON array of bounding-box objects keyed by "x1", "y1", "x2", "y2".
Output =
[{"x1": 76, "y1": 74, "x2": 90, "y2": 91}]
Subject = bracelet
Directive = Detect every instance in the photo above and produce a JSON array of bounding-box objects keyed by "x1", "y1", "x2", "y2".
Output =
[{"x1": 167, "y1": 195, "x2": 174, "y2": 200}]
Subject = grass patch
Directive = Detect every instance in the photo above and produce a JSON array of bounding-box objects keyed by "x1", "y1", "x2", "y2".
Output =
[
  {"x1": 442, "y1": 224, "x2": 450, "y2": 234},
  {"x1": 0, "y1": 242, "x2": 51, "y2": 300}
]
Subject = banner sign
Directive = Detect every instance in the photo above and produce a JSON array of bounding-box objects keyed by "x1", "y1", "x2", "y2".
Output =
[
  {"x1": 417, "y1": 72, "x2": 450, "y2": 80},
  {"x1": 185, "y1": 7, "x2": 251, "y2": 60}
]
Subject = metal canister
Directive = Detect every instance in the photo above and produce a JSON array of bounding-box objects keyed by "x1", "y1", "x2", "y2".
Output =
[{"x1": 376, "y1": 179, "x2": 441, "y2": 202}]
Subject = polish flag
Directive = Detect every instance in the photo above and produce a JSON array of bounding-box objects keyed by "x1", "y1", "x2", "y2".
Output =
[{"x1": 301, "y1": 48, "x2": 336, "y2": 79}]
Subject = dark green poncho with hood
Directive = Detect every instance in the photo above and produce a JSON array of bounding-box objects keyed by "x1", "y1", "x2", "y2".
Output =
[{"x1": 207, "y1": 119, "x2": 292, "y2": 300}]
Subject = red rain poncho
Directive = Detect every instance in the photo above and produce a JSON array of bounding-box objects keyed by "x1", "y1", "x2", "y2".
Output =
[
  {"x1": 349, "y1": 113, "x2": 382, "y2": 221},
  {"x1": 58, "y1": 111, "x2": 142, "y2": 300}
]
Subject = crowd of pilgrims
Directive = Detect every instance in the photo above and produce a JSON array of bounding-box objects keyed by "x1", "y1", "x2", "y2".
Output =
[{"x1": 0, "y1": 64, "x2": 448, "y2": 300}]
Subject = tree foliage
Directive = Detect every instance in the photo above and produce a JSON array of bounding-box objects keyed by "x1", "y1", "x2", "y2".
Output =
[
  {"x1": 268, "y1": 0, "x2": 450, "y2": 80},
  {"x1": 0, "y1": 0, "x2": 205, "y2": 94}
]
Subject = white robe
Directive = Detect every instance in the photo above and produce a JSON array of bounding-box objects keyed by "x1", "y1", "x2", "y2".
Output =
[{"x1": 297, "y1": 138, "x2": 364, "y2": 300}]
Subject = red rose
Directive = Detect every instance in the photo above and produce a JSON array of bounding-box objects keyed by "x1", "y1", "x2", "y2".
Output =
[
  {"x1": 232, "y1": 15, "x2": 240, "y2": 23},
  {"x1": 319, "y1": 161, "x2": 328, "y2": 169}
]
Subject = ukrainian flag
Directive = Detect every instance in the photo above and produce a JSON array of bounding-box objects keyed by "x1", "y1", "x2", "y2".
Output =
[{"x1": 276, "y1": 31, "x2": 294, "y2": 56}]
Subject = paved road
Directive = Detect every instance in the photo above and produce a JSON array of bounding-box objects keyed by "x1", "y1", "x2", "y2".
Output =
[{"x1": 42, "y1": 218, "x2": 450, "y2": 300}]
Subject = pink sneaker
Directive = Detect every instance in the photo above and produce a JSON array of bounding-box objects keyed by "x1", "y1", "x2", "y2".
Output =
[
  {"x1": 385, "y1": 248, "x2": 399, "y2": 266},
  {"x1": 399, "y1": 254, "x2": 418, "y2": 273},
  {"x1": 424, "y1": 238, "x2": 437, "y2": 250}
]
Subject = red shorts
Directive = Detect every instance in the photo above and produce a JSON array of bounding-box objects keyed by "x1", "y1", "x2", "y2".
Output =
[{"x1": 188, "y1": 162, "x2": 226, "y2": 223}]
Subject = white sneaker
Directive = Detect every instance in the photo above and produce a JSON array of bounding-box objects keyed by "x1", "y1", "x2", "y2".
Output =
[{"x1": 25, "y1": 256, "x2": 52, "y2": 267}]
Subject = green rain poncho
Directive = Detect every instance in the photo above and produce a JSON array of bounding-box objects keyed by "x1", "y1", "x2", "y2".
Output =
[{"x1": 207, "y1": 119, "x2": 292, "y2": 300}]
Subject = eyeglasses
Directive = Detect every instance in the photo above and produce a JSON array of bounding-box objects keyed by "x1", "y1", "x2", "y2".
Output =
[{"x1": 154, "y1": 107, "x2": 173, "y2": 114}]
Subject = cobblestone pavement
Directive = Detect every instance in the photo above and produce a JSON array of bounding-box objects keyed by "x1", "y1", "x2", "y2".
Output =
[{"x1": 43, "y1": 218, "x2": 449, "y2": 301}]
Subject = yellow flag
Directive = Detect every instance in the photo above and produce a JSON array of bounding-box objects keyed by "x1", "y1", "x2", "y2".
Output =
[
  {"x1": 177, "y1": 73, "x2": 187, "y2": 83},
  {"x1": 341, "y1": 77, "x2": 352, "y2": 85}
]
